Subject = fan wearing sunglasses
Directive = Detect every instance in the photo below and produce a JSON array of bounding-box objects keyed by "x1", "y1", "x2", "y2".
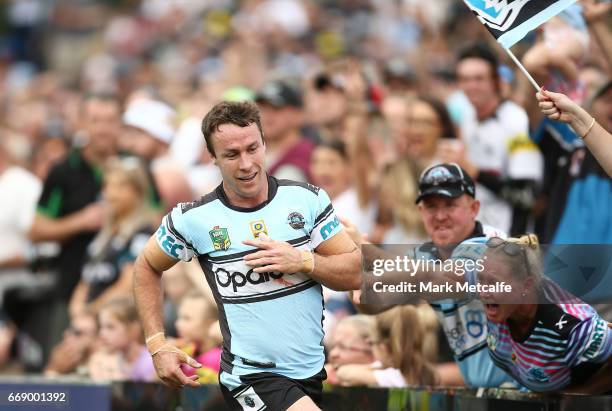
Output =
[
  {"x1": 480, "y1": 235, "x2": 612, "y2": 394},
  {"x1": 349, "y1": 163, "x2": 515, "y2": 388}
]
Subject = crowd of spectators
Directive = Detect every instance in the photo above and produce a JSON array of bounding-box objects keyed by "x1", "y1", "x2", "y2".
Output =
[{"x1": 0, "y1": 0, "x2": 611, "y2": 393}]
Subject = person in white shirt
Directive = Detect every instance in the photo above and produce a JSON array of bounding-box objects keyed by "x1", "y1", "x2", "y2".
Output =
[
  {"x1": 0, "y1": 140, "x2": 42, "y2": 296},
  {"x1": 440, "y1": 43, "x2": 543, "y2": 235}
]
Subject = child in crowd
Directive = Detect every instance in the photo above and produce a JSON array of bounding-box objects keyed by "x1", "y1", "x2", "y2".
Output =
[
  {"x1": 69, "y1": 157, "x2": 157, "y2": 318},
  {"x1": 325, "y1": 315, "x2": 376, "y2": 385},
  {"x1": 88, "y1": 298, "x2": 155, "y2": 382},
  {"x1": 336, "y1": 306, "x2": 438, "y2": 388},
  {"x1": 174, "y1": 291, "x2": 222, "y2": 384}
]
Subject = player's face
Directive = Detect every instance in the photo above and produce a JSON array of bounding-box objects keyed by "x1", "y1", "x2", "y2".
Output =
[
  {"x1": 457, "y1": 58, "x2": 498, "y2": 110},
  {"x1": 418, "y1": 195, "x2": 479, "y2": 247},
  {"x1": 211, "y1": 123, "x2": 267, "y2": 206},
  {"x1": 328, "y1": 323, "x2": 373, "y2": 367},
  {"x1": 175, "y1": 298, "x2": 207, "y2": 343}
]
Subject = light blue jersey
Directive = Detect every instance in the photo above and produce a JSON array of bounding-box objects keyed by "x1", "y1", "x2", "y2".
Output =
[
  {"x1": 414, "y1": 222, "x2": 517, "y2": 388},
  {"x1": 156, "y1": 176, "x2": 342, "y2": 385}
]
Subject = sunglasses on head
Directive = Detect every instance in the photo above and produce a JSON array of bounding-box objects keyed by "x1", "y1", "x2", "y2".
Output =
[{"x1": 485, "y1": 237, "x2": 534, "y2": 278}]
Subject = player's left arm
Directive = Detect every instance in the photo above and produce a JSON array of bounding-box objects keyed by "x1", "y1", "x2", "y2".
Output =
[{"x1": 309, "y1": 229, "x2": 361, "y2": 291}]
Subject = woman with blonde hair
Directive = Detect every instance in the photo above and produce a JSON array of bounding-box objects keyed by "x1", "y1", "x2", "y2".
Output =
[
  {"x1": 69, "y1": 157, "x2": 157, "y2": 317},
  {"x1": 480, "y1": 234, "x2": 612, "y2": 393},
  {"x1": 336, "y1": 305, "x2": 438, "y2": 387},
  {"x1": 375, "y1": 95, "x2": 458, "y2": 244}
]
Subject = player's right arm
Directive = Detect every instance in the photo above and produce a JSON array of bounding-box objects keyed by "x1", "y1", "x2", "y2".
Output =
[{"x1": 133, "y1": 216, "x2": 201, "y2": 389}]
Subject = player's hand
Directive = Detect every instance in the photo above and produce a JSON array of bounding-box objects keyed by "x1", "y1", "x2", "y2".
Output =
[
  {"x1": 243, "y1": 234, "x2": 303, "y2": 274},
  {"x1": 152, "y1": 345, "x2": 201, "y2": 389}
]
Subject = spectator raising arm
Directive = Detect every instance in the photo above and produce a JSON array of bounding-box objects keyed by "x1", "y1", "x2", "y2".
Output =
[{"x1": 537, "y1": 88, "x2": 612, "y2": 177}]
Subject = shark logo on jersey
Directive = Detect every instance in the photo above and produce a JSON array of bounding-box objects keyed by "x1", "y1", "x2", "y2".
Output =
[
  {"x1": 244, "y1": 396, "x2": 255, "y2": 408},
  {"x1": 287, "y1": 212, "x2": 305, "y2": 230},
  {"x1": 249, "y1": 220, "x2": 268, "y2": 239},
  {"x1": 463, "y1": 0, "x2": 529, "y2": 33},
  {"x1": 210, "y1": 226, "x2": 231, "y2": 251}
]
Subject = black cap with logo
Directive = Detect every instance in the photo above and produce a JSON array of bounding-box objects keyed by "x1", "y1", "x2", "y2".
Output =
[
  {"x1": 415, "y1": 163, "x2": 476, "y2": 204},
  {"x1": 255, "y1": 81, "x2": 303, "y2": 108}
]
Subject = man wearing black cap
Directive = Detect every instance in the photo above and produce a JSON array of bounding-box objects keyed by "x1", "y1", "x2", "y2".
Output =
[
  {"x1": 256, "y1": 80, "x2": 314, "y2": 183},
  {"x1": 348, "y1": 163, "x2": 515, "y2": 388}
]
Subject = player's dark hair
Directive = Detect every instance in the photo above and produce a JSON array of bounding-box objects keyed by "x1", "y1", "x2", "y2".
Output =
[{"x1": 201, "y1": 101, "x2": 264, "y2": 156}]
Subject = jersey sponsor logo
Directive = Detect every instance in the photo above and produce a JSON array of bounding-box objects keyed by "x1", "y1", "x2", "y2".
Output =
[
  {"x1": 249, "y1": 220, "x2": 268, "y2": 239},
  {"x1": 156, "y1": 225, "x2": 185, "y2": 258},
  {"x1": 214, "y1": 266, "x2": 285, "y2": 292},
  {"x1": 320, "y1": 216, "x2": 340, "y2": 240},
  {"x1": 210, "y1": 226, "x2": 231, "y2": 251},
  {"x1": 287, "y1": 212, "x2": 305, "y2": 230},
  {"x1": 583, "y1": 318, "x2": 606, "y2": 360}
]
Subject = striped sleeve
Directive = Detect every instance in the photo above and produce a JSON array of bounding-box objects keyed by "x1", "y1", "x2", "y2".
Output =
[
  {"x1": 309, "y1": 188, "x2": 341, "y2": 249},
  {"x1": 567, "y1": 316, "x2": 612, "y2": 366},
  {"x1": 155, "y1": 205, "x2": 196, "y2": 262}
]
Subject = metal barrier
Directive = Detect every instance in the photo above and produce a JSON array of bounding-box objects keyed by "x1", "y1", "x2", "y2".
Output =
[{"x1": 0, "y1": 377, "x2": 611, "y2": 410}]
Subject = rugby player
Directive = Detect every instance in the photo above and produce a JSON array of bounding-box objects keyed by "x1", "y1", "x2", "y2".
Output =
[{"x1": 133, "y1": 101, "x2": 361, "y2": 410}]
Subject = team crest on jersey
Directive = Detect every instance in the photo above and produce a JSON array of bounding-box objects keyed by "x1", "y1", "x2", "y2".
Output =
[
  {"x1": 511, "y1": 352, "x2": 517, "y2": 363},
  {"x1": 287, "y1": 212, "x2": 305, "y2": 230},
  {"x1": 249, "y1": 220, "x2": 268, "y2": 239},
  {"x1": 244, "y1": 396, "x2": 255, "y2": 408},
  {"x1": 463, "y1": 0, "x2": 529, "y2": 33},
  {"x1": 210, "y1": 226, "x2": 231, "y2": 251}
]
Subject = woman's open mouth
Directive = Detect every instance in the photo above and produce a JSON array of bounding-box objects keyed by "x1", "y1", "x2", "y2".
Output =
[{"x1": 485, "y1": 303, "x2": 500, "y2": 317}]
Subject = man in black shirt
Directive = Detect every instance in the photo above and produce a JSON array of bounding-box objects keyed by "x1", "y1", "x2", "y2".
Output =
[{"x1": 29, "y1": 93, "x2": 121, "y2": 350}]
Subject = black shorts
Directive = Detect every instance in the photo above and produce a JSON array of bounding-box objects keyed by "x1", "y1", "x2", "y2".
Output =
[{"x1": 219, "y1": 368, "x2": 326, "y2": 411}]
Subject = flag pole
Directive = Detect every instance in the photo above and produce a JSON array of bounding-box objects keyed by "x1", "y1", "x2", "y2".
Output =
[{"x1": 503, "y1": 47, "x2": 540, "y2": 91}]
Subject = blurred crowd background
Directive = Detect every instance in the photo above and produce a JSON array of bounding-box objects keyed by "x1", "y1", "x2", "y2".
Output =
[{"x1": 0, "y1": 0, "x2": 610, "y2": 389}]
